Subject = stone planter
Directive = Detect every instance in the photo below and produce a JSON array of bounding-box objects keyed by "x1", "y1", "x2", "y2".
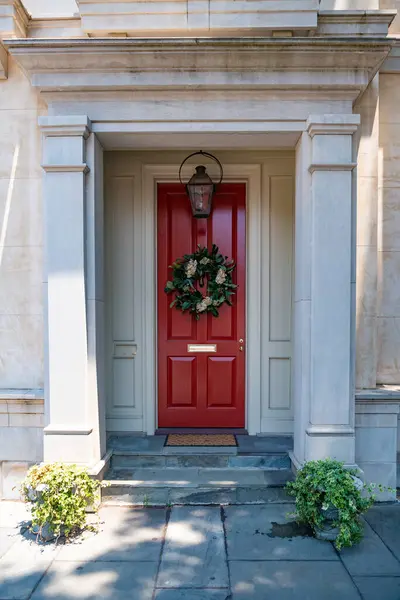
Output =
[
  {"x1": 314, "y1": 476, "x2": 364, "y2": 543},
  {"x1": 314, "y1": 504, "x2": 340, "y2": 542}
]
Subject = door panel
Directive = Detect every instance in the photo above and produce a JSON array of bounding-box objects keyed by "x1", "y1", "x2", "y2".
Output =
[{"x1": 157, "y1": 182, "x2": 246, "y2": 428}]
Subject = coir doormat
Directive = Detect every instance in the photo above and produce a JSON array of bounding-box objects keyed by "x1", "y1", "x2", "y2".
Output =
[{"x1": 166, "y1": 434, "x2": 237, "y2": 447}]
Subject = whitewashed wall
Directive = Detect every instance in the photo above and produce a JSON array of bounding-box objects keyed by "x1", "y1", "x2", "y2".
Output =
[{"x1": 105, "y1": 151, "x2": 295, "y2": 434}]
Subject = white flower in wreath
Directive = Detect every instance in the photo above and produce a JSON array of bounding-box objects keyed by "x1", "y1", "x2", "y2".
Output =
[
  {"x1": 196, "y1": 296, "x2": 212, "y2": 312},
  {"x1": 185, "y1": 259, "x2": 197, "y2": 278},
  {"x1": 215, "y1": 268, "x2": 227, "y2": 285},
  {"x1": 200, "y1": 257, "x2": 210, "y2": 265}
]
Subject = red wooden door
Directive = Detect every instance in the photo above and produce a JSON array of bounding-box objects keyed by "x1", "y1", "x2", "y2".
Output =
[{"x1": 157, "y1": 182, "x2": 246, "y2": 428}]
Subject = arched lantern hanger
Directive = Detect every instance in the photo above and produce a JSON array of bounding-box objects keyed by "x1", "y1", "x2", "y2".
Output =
[{"x1": 179, "y1": 150, "x2": 224, "y2": 187}]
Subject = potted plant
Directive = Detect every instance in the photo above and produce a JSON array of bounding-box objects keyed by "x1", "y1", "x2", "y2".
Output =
[
  {"x1": 21, "y1": 463, "x2": 104, "y2": 542},
  {"x1": 286, "y1": 459, "x2": 378, "y2": 550}
]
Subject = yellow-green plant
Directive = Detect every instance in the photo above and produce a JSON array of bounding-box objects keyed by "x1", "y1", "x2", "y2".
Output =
[
  {"x1": 286, "y1": 459, "x2": 378, "y2": 550},
  {"x1": 21, "y1": 463, "x2": 103, "y2": 541}
]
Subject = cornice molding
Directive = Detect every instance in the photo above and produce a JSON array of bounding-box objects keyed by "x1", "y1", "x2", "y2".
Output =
[
  {"x1": 306, "y1": 425, "x2": 355, "y2": 436},
  {"x1": 309, "y1": 163, "x2": 357, "y2": 173},
  {"x1": 41, "y1": 164, "x2": 90, "y2": 174},
  {"x1": 44, "y1": 425, "x2": 93, "y2": 435},
  {"x1": 4, "y1": 37, "x2": 393, "y2": 100}
]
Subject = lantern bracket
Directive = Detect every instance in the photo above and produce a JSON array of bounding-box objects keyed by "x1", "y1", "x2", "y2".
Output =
[{"x1": 178, "y1": 150, "x2": 223, "y2": 187}]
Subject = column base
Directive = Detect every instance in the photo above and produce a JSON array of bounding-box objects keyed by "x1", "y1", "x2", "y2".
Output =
[
  {"x1": 304, "y1": 425, "x2": 356, "y2": 464},
  {"x1": 43, "y1": 425, "x2": 94, "y2": 464}
]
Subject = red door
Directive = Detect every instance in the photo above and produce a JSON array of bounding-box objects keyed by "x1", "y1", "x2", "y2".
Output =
[{"x1": 157, "y1": 182, "x2": 246, "y2": 428}]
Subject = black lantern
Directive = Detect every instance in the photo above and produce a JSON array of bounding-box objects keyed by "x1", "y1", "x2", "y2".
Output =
[{"x1": 179, "y1": 151, "x2": 223, "y2": 218}]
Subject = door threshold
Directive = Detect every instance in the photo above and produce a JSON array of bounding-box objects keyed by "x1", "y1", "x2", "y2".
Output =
[{"x1": 156, "y1": 428, "x2": 248, "y2": 435}]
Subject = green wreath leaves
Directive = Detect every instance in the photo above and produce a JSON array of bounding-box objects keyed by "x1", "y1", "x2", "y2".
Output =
[{"x1": 164, "y1": 244, "x2": 237, "y2": 319}]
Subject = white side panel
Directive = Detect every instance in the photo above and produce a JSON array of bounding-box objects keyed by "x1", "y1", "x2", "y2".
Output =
[
  {"x1": 105, "y1": 160, "x2": 143, "y2": 431},
  {"x1": 261, "y1": 168, "x2": 294, "y2": 433}
]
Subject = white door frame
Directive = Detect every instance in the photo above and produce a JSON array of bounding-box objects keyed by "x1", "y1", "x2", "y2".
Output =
[{"x1": 142, "y1": 163, "x2": 262, "y2": 435}]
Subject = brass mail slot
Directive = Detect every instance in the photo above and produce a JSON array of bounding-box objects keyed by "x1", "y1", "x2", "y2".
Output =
[{"x1": 187, "y1": 344, "x2": 217, "y2": 353}]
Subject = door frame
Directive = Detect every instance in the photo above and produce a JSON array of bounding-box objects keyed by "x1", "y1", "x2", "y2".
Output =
[{"x1": 142, "y1": 163, "x2": 262, "y2": 435}]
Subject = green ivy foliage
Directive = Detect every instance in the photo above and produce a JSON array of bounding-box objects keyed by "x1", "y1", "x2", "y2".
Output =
[
  {"x1": 286, "y1": 459, "x2": 376, "y2": 550},
  {"x1": 21, "y1": 463, "x2": 103, "y2": 541}
]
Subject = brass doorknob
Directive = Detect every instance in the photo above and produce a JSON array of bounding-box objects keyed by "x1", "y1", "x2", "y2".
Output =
[{"x1": 239, "y1": 345, "x2": 244, "y2": 352}]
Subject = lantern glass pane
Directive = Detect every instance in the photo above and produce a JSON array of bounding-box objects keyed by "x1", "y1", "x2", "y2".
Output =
[{"x1": 188, "y1": 184, "x2": 213, "y2": 217}]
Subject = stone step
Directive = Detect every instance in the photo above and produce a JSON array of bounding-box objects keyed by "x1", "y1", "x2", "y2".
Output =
[
  {"x1": 102, "y1": 467, "x2": 294, "y2": 506},
  {"x1": 111, "y1": 451, "x2": 291, "y2": 470}
]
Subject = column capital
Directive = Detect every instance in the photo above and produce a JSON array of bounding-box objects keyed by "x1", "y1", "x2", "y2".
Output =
[
  {"x1": 38, "y1": 116, "x2": 92, "y2": 139},
  {"x1": 307, "y1": 114, "x2": 360, "y2": 138}
]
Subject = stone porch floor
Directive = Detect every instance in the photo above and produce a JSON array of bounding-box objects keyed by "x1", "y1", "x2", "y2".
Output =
[{"x1": 1, "y1": 501, "x2": 400, "y2": 599}]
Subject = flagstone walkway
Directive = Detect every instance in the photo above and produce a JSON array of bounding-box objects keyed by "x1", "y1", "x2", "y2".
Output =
[{"x1": 1, "y1": 501, "x2": 400, "y2": 599}]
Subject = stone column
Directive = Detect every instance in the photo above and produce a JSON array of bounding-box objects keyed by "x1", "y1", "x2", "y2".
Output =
[
  {"x1": 292, "y1": 114, "x2": 360, "y2": 467},
  {"x1": 39, "y1": 115, "x2": 102, "y2": 465}
]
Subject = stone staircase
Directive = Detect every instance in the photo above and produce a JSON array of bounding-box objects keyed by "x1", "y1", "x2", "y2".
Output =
[{"x1": 102, "y1": 434, "x2": 294, "y2": 506}]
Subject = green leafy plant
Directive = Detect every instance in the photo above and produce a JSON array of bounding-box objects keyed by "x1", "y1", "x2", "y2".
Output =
[
  {"x1": 21, "y1": 463, "x2": 104, "y2": 542},
  {"x1": 286, "y1": 459, "x2": 378, "y2": 550}
]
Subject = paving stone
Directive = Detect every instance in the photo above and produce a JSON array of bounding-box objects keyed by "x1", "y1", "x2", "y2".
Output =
[
  {"x1": 31, "y1": 560, "x2": 158, "y2": 600},
  {"x1": 0, "y1": 500, "x2": 31, "y2": 528},
  {"x1": 0, "y1": 538, "x2": 57, "y2": 600},
  {"x1": 102, "y1": 485, "x2": 169, "y2": 506},
  {"x1": 236, "y1": 435, "x2": 293, "y2": 454},
  {"x1": 364, "y1": 504, "x2": 400, "y2": 561},
  {"x1": 353, "y1": 576, "x2": 400, "y2": 600},
  {"x1": 228, "y1": 454, "x2": 290, "y2": 469},
  {"x1": 108, "y1": 434, "x2": 166, "y2": 454},
  {"x1": 166, "y1": 455, "x2": 229, "y2": 468},
  {"x1": 155, "y1": 590, "x2": 231, "y2": 599},
  {"x1": 163, "y1": 446, "x2": 237, "y2": 455},
  {"x1": 230, "y1": 560, "x2": 360, "y2": 599},
  {"x1": 157, "y1": 506, "x2": 229, "y2": 588},
  {"x1": 107, "y1": 467, "x2": 200, "y2": 487},
  {"x1": 112, "y1": 454, "x2": 167, "y2": 469},
  {"x1": 168, "y1": 487, "x2": 237, "y2": 505},
  {"x1": 264, "y1": 470, "x2": 294, "y2": 485},
  {"x1": 197, "y1": 468, "x2": 266, "y2": 486},
  {"x1": 56, "y1": 507, "x2": 166, "y2": 562},
  {"x1": 339, "y1": 520, "x2": 400, "y2": 576},
  {"x1": 0, "y1": 527, "x2": 18, "y2": 559},
  {"x1": 236, "y1": 486, "x2": 292, "y2": 504},
  {"x1": 224, "y1": 505, "x2": 338, "y2": 561}
]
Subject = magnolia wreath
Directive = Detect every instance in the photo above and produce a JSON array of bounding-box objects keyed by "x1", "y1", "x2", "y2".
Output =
[{"x1": 164, "y1": 245, "x2": 237, "y2": 319}]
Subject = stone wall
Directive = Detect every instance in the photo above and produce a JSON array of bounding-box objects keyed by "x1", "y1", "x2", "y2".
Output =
[
  {"x1": 378, "y1": 74, "x2": 400, "y2": 385},
  {"x1": 0, "y1": 56, "x2": 44, "y2": 390}
]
